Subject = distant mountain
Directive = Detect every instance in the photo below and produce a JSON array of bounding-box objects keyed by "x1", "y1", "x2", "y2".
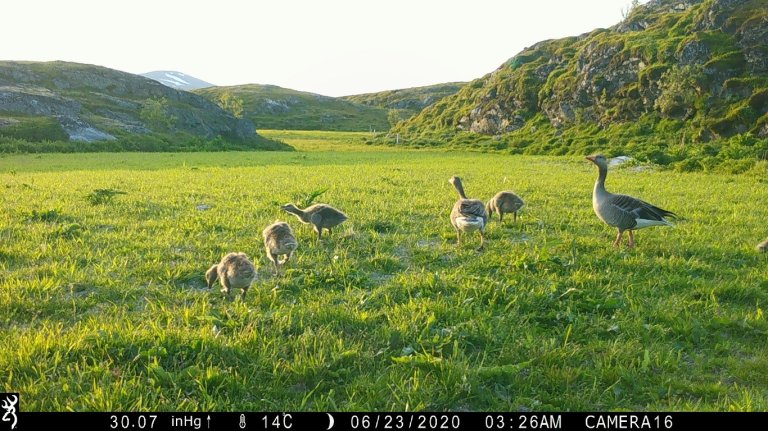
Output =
[
  {"x1": 342, "y1": 82, "x2": 466, "y2": 120},
  {"x1": 141, "y1": 71, "x2": 214, "y2": 91},
  {"x1": 194, "y1": 84, "x2": 391, "y2": 131},
  {"x1": 390, "y1": 0, "x2": 768, "y2": 169},
  {"x1": 0, "y1": 61, "x2": 287, "y2": 151}
]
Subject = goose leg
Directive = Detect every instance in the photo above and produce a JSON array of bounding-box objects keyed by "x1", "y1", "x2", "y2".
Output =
[
  {"x1": 613, "y1": 230, "x2": 624, "y2": 248},
  {"x1": 456, "y1": 229, "x2": 462, "y2": 245},
  {"x1": 477, "y1": 231, "x2": 485, "y2": 251},
  {"x1": 270, "y1": 253, "x2": 279, "y2": 275},
  {"x1": 240, "y1": 286, "x2": 249, "y2": 301},
  {"x1": 499, "y1": 212, "x2": 504, "y2": 223},
  {"x1": 513, "y1": 212, "x2": 517, "y2": 223},
  {"x1": 277, "y1": 252, "x2": 290, "y2": 275},
  {"x1": 314, "y1": 225, "x2": 322, "y2": 240},
  {"x1": 627, "y1": 230, "x2": 636, "y2": 248},
  {"x1": 220, "y1": 277, "x2": 232, "y2": 299}
]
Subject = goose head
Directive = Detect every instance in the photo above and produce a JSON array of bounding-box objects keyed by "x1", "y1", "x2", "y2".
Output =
[
  {"x1": 586, "y1": 154, "x2": 608, "y2": 168},
  {"x1": 280, "y1": 203, "x2": 299, "y2": 212},
  {"x1": 448, "y1": 176, "x2": 468, "y2": 199},
  {"x1": 205, "y1": 264, "x2": 219, "y2": 288}
]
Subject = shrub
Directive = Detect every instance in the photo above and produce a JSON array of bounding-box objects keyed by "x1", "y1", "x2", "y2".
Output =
[
  {"x1": 86, "y1": 189, "x2": 127, "y2": 205},
  {"x1": 139, "y1": 98, "x2": 176, "y2": 131}
]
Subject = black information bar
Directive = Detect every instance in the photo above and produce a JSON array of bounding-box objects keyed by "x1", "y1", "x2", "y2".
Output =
[{"x1": 15, "y1": 411, "x2": 766, "y2": 431}]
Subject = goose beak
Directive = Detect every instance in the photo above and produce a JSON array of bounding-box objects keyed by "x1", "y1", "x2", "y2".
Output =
[{"x1": 585, "y1": 155, "x2": 596, "y2": 162}]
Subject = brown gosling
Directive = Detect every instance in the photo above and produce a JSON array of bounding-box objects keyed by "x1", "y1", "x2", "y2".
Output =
[
  {"x1": 486, "y1": 191, "x2": 525, "y2": 223},
  {"x1": 263, "y1": 221, "x2": 298, "y2": 275},
  {"x1": 449, "y1": 176, "x2": 488, "y2": 251},
  {"x1": 757, "y1": 238, "x2": 768, "y2": 252},
  {"x1": 280, "y1": 203, "x2": 348, "y2": 240},
  {"x1": 205, "y1": 252, "x2": 257, "y2": 300}
]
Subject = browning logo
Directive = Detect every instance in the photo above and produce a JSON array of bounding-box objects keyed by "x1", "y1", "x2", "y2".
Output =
[{"x1": 0, "y1": 394, "x2": 17, "y2": 430}]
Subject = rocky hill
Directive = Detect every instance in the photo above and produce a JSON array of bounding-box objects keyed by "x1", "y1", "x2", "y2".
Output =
[
  {"x1": 390, "y1": 0, "x2": 768, "y2": 170},
  {"x1": 194, "y1": 84, "x2": 391, "y2": 132},
  {"x1": 341, "y1": 82, "x2": 466, "y2": 122},
  {"x1": 0, "y1": 61, "x2": 285, "y2": 151},
  {"x1": 141, "y1": 71, "x2": 215, "y2": 91}
]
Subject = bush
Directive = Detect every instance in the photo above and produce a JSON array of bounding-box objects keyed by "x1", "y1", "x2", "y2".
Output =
[
  {"x1": 139, "y1": 98, "x2": 176, "y2": 131},
  {"x1": 86, "y1": 189, "x2": 127, "y2": 205},
  {"x1": 654, "y1": 65, "x2": 702, "y2": 119}
]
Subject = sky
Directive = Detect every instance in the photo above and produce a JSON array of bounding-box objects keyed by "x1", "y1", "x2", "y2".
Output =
[{"x1": 2, "y1": 0, "x2": 637, "y2": 97}]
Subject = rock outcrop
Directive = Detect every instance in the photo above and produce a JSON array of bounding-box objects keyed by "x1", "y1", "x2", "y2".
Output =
[
  {"x1": 0, "y1": 61, "x2": 258, "y2": 142},
  {"x1": 394, "y1": 0, "x2": 768, "y2": 141}
]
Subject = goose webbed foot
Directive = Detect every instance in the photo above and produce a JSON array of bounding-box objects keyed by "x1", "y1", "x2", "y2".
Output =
[
  {"x1": 613, "y1": 230, "x2": 624, "y2": 248},
  {"x1": 477, "y1": 234, "x2": 485, "y2": 251},
  {"x1": 627, "y1": 230, "x2": 636, "y2": 248}
]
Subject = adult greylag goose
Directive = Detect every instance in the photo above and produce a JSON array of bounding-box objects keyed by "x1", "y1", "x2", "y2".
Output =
[
  {"x1": 486, "y1": 191, "x2": 525, "y2": 223},
  {"x1": 757, "y1": 238, "x2": 768, "y2": 252},
  {"x1": 263, "y1": 221, "x2": 298, "y2": 274},
  {"x1": 280, "y1": 203, "x2": 348, "y2": 240},
  {"x1": 205, "y1": 252, "x2": 257, "y2": 300},
  {"x1": 586, "y1": 154, "x2": 677, "y2": 248},
  {"x1": 449, "y1": 176, "x2": 488, "y2": 250}
]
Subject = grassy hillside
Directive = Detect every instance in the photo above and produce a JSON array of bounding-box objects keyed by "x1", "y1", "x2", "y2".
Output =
[
  {"x1": 260, "y1": 130, "x2": 384, "y2": 152},
  {"x1": 194, "y1": 85, "x2": 390, "y2": 132},
  {"x1": 388, "y1": 0, "x2": 768, "y2": 172},
  {"x1": 341, "y1": 82, "x2": 466, "y2": 123},
  {"x1": 1, "y1": 143, "x2": 766, "y2": 410},
  {"x1": 0, "y1": 61, "x2": 287, "y2": 152}
]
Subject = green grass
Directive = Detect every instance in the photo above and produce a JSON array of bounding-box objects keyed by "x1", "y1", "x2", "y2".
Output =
[
  {"x1": 258, "y1": 130, "x2": 385, "y2": 152},
  {"x1": 1, "y1": 139, "x2": 766, "y2": 411}
]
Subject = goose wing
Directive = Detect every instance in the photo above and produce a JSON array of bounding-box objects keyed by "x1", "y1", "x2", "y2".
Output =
[
  {"x1": 498, "y1": 192, "x2": 525, "y2": 212},
  {"x1": 610, "y1": 193, "x2": 677, "y2": 224},
  {"x1": 458, "y1": 199, "x2": 488, "y2": 221}
]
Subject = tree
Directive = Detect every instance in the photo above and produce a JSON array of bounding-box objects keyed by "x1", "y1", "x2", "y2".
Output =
[
  {"x1": 654, "y1": 65, "x2": 703, "y2": 120},
  {"x1": 216, "y1": 91, "x2": 245, "y2": 118},
  {"x1": 621, "y1": 0, "x2": 641, "y2": 20},
  {"x1": 140, "y1": 97, "x2": 176, "y2": 131}
]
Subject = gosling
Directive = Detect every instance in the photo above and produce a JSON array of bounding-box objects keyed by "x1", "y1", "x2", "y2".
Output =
[
  {"x1": 205, "y1": 252, "x2": 257, "y2": 300},
  {"x1": 486, "y1": 191, "x2": 525, "y2": 223},
  {"x1": 757, "y1": 238, "x2": 768, "y2": 252},
  {"x1": 280, "y1": 203, "x2": 348, "y2": 240},
  {"x1": 263, "y1": 221, "x2": 298, "y2": 275}
]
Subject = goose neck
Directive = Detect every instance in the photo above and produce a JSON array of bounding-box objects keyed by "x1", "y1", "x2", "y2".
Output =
[
  {"x1": 594, "y1": 164, "x2": 608, "y2": 192},
  {"x1": 285, "y1": 206, "x2": 308, "y2": 221},
  {"x1": 452, "y1": 180, "x2": 467, "y2": 199}
]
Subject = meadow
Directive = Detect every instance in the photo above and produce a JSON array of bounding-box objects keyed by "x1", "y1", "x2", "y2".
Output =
[{"x1": 0, "y1": 131, "x2": 766, "y2": 411}]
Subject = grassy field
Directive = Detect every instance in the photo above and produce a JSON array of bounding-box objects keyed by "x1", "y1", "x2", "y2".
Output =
[
  {"x1": 1, "y1": 133, "x2": 766, "y2": 411},
  {"x1": 259, "y1": 129, "x2": 389, "y2": 152}
]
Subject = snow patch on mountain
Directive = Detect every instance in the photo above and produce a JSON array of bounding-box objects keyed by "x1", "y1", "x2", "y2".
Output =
[{"x1": 141, "y1": 71, "x2": 214, "y2": 91}]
